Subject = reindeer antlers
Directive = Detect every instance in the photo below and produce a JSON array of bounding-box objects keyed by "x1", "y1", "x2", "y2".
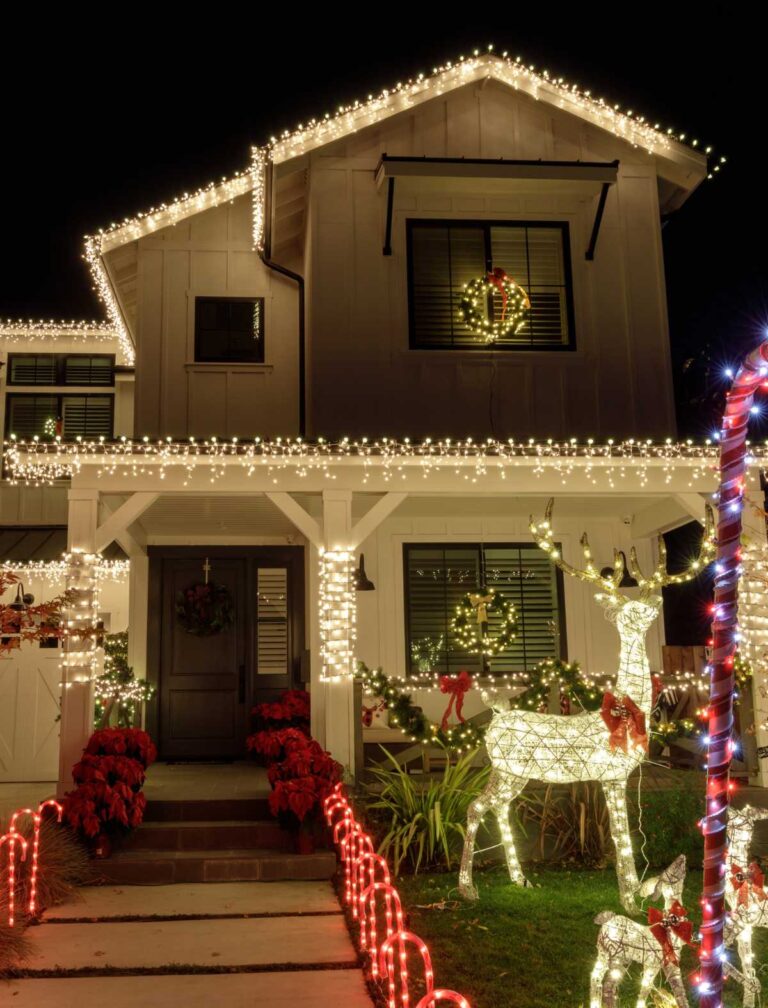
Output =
[
  {"x1": 530, "y1": 499, "x2": 715, "y2": 598},
  {"x1": 529, "y1": 499, "x2": 627, "y2": 594}
]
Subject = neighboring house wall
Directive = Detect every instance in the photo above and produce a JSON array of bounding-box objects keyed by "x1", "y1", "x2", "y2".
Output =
[
  {"x1": 132, "y1": 198, "x2": 300, "y2": 439},
  {"x1": 295, "y1": 79, "x2": 675, "y2": 440}
]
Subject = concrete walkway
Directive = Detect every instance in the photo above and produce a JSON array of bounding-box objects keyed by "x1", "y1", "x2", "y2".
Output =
[{"x1": 3, "y1": 881, "x2": 372, "y2": 1007}]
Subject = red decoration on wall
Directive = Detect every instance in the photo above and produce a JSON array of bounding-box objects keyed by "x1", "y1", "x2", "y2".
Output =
[{"x1": 439, "y1": 670, "x2": 473, "y2": 730}]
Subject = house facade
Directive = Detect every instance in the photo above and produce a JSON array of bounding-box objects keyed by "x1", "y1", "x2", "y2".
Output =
[{"x1": 2, "y1": 52, "x2": 765, "y2": 791}]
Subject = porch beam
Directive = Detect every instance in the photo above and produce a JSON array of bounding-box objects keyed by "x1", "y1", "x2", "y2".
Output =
[
  {"x1": 264, "y1": 491, "x2": 322, "y2": 547},
  {"x1": 631, "y1": 493, "x2": 706, "y2": 538},
  {"x1": 350, "y1": 492, "x2": 407, "y2": 548},
  {"x1": 94, "y1": 493, "x2": 158, "y2": 554}
]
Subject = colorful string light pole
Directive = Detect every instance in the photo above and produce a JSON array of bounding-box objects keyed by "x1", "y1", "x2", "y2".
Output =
[{"x1": 699, "y1": 337, "x2": 768, "y2": 1008}]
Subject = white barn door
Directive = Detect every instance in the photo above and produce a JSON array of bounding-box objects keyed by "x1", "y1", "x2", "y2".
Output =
[{"x1": 0, "y1": 645, "x2": 61, "y2": 782}]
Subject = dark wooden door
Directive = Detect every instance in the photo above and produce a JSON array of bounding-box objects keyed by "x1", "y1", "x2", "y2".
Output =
[{"x1": 151, "y1": 547, "x2": 305, "y2": 760}]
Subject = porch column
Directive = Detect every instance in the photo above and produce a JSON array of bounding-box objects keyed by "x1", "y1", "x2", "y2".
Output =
[
  {"x1": 58, "y1": 490, "x2": 100, "y2": 798},
  {"x1": 127, "y1": 555, "x2": 149, "y2": 687},
  {"x1": 320, "y1": 490, "x2": 357, "y2": 777}
]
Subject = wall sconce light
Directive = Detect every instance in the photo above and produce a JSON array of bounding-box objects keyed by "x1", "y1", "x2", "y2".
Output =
[{"x1": 354, "y1": 554, "x2": 375, "y2": 592}]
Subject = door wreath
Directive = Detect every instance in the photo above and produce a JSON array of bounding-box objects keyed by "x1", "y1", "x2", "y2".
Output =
[{"x1": 175, "y1": 581, "x2": 234, "y2": 636}]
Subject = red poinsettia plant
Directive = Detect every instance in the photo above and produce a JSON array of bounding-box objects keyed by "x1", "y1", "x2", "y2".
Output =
[
  {"x1": 65, "y1": 727, "x2": 157, "y2": 841},
  {"x1": 246, "y1": 689, "x2": 310, "y2": 762},
  {"x1": 267, "y1": 731, "x2": 342, "y2": 827}
]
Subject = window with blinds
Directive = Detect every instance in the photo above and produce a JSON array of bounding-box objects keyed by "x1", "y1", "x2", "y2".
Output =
[
  {"x1": 404, "y1": 543, "x2": 565, "y2": 677},
  {"x1": 195, "y1": 297, "x2": 265, "y2": 363},
  {"x1": 407, "y1": 220, "x2": 574, "y2": 350},
  {"x1": 256, "y1": 567, "x2": 289, "y2": 675},
  {"x1": 7, "y1": 354, "x2": 114, "y2": 386},
  {"x1": 5, "y1": 394, "x2": 114, "y2": 440}
]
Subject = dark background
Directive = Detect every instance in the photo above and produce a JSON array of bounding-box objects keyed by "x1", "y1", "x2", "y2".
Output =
[{"x1": 1, "y1": 11, "x2": 761, "y2": 644}]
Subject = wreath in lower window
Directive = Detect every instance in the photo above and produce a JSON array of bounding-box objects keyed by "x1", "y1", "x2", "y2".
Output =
[{"x1": 175, "y1": 582, "x2": 234, "y2": 636}]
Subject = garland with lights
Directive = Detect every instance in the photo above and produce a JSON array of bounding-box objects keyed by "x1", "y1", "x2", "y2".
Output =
[
  {"x1": 450, "y1": 588, "x2": 516, "y2": 659},
  {"x1": 175, "y1": 581, "x2": 234, "y2": 637},
  {"x1": 458, "y1": 269, "x2": 530, "y2": 343}
]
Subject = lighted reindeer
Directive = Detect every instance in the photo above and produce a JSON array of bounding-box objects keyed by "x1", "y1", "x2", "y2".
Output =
[
  {"x1": 458, "y1": 499, "x2": 714, "y2": 910},
  {"x1": 721, "y1": 805, "x2": 768, "y2": 1007},
  {"x1": 590, "y1": 854, "x2": 694, "y2": 1008}
]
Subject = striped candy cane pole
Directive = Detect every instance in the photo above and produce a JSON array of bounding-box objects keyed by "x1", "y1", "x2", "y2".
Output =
[{"x1": 699, "y1": 338, "x2": 768, "y2": 1008}]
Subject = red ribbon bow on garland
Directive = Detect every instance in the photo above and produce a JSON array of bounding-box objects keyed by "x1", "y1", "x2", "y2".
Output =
[
  {"x1": 648, "y1": 901, "x2": 696, "y2": 966},
  {"x1": 730, "y1": 862, "x2": 767, "y2": 907},
  {"x1": 600, "y1": 692, "x2": 648, "y2": 753},
  {"x1": 440, "y1": 671, "x2": 474, "y2": 730},
  {"x1": 486, "y1": 268, "x2": 510, "y2": 321}
]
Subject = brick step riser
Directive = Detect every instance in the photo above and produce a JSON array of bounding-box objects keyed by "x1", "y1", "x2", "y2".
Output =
[
  {"x1": 122, "y1": 823, "x2": 290, "y2": 852},
  {"x1": 97, "y1": 855, "x2": 336, "y2": 885},
  {"x1": 144, "y1": 799, "x2": 270, "y2": 822}
]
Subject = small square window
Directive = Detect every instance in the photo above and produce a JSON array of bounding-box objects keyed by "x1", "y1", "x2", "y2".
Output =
[{"x1": 194, "y1": 297, "x2": 265, "y2": 363}]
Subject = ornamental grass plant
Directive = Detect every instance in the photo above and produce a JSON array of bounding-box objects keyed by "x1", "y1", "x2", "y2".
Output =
[
  {"x1": 364, "y1": 747, "x2": 492, "y2": 874},
  {"x1": 15, "y1": 818, "x2": 95, "y2": 913}
]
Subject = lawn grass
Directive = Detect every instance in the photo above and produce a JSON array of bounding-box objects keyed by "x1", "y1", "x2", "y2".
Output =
[{"x1": 396, "y1": 865, "x2": 768, "y2": 1008}]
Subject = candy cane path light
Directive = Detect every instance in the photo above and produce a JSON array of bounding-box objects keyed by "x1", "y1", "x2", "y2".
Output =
[
  {"x1": 360, "y1": 881, "x2": 405, "y2": 976},
  {"x1": 352, "y1": 851, "x2": 391, "y2": 927},
  {"x1": 9, "y1": 800, "x2": 64, "y2": 918},
  {"x1": 459, "y1": 499, "x2": 714, "y2": 911},
  {"x1": 700, "y1": 336, "x2": 768, "y2": 1008},
  {"x1": 379, "y1": 930, "x2": 434, "y2": 1008},
  {"x1": 415, "y1": 993, "x2": 471, "y2": 1008},
  {"x1": 0, "y1": 832, "x2": 28, "y2": 927}
]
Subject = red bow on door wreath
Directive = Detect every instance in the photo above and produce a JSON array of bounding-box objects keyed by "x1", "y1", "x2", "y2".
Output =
[
  {"x1": 730, "y1": 862, "x2": 767, "y2": 907},
  {"x1": 440, "y1": 671, "x2": 474, "y2": 731},
  {"x1": 600, "y1": 692, "x2": 648, "y2": 753},
  {"x1": 648, "y1": 901, "x2": 696, "y2": 966}
]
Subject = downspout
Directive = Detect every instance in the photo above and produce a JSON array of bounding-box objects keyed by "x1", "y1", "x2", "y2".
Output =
[{"x1": 259, "y1": 159, "x2": 307, "y2": 437}]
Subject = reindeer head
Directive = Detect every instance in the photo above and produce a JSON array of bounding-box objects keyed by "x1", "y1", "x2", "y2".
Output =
[
  {"x1": 639, "y1": 853, "x2": 687, "y2": 906},
  {"x1": 529, "y1": 499, "x2": 715, "y2": 634}
]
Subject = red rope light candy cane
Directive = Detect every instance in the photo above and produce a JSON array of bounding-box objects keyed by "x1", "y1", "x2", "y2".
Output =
[
  {"x1": 0, "y1": 832, "x2": 28, "y2": 927},
  {"x1": 379, "y1": 930, "x2": 434, "y2": 1008},
  {"x1": 27, "y1": 800, "x2": 64, "y2": 917},
  {"x1": 699, "y1": 337, "x2": 768, "y2": 1008},
  {"x1": 415, "y1": 993, "x2": 472, "y2": 1008},
  {"x1": 352, "y1": 851, "x2": 391, "y2": 928},
  {"x1": 323, "y1": 784, "x2": 346, "y2": 823},
  {"x1": 360, "y1": 881, "x2": 404, "y2": 978},
  {"x1": 347, "y1": 829, "x2": 373, "y2": 917}
]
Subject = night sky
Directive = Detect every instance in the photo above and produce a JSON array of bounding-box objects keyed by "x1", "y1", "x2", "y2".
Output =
[{"x1": 1, "y1": 10, "x2": 763, "y2": 440}]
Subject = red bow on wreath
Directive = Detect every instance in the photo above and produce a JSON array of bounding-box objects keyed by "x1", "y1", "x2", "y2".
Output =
[
  {"x1": 486, "y1": 267, "x2": 510, "y2": 321},
  {"x1": 648, "y1": 901, "x2": 696, "y2": 966},
  {"x1": 600, "y1": 692, "x2": 647, "y2": 753},
  {"x1": 440, "y1": 671, "x2": 474, "y2": 730},
  {"x1": 730, "y1": 862, "x2": 767, "y2": 907}
]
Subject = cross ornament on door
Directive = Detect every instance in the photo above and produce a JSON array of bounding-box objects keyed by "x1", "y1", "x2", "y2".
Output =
[{"x1": 203, "y1": 557, "x2": 211, "y2": 584}]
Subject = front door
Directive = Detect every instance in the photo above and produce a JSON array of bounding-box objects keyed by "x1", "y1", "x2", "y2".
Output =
[{"x1": 150, "y1": 547, "x2": 304, "y2": 760}]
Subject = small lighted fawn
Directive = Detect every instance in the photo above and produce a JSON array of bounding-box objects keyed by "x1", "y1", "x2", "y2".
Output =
[
  {"x1": 721, "y1": 805, "x2": 768, "y2": 1007},
  {"x1": 591, "y1": 854, "x2": 693, "y2": 1008},
  {"x1": 458, "y1": 500, "x2": 714, "y2": 910}
]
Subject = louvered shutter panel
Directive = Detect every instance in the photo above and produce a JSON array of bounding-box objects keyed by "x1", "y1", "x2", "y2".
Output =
[
  {"x1": 8, "y1": 356, "x2": 57, "y2": 384},
  {"x1": 6, "y1": 395, "x2": 59, "y2": 437},
  {"x1": 64, "y1": 356, "x2": 114, "y2": 386},
  {"x1": 491, "y1": 226, "x2": 569, "y2": 346},
  {"x1": 257, "y1": 567, "x2": 289, "y2": 675},
  {"x1": 61, "y1": 396, "x2": 113, "y2": 439},
  {"x1": 410, "y1": 226, "x2": 486, "y2": 348}
]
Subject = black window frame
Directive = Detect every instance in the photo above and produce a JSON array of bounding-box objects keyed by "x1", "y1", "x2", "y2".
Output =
[
  {"x1": 4, "y1": 393, "x2": 115, "y2": 442},
  {"x1": 5, "y1": 353, "x2": 115, "y2": 386},
  {"x1": 403, "y1": 541, "x2": 567, "y2": 678},
  {"x1": 406, "y1": 218, "x2": 576, "y2": 351},
  {"x1": 194, "y1": 296, "x2": 265, "y2": 364}
]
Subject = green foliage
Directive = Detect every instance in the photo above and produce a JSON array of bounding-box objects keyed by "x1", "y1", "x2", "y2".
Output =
[
  {"x1": 365, "y1": 747, "x2": 491, "y2": 874},
  {"x1": 631, "y1": 785, "x2": 704, "y2": 868},
  {"x1": 520, "y1": 782, "x2": 610, "y2": 866}
]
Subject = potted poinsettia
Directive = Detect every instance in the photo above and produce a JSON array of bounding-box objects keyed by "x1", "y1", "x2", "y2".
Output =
[
  {"x1": 246, "y1": 689, "x2": 310, "y2": 764},
  {"x1": 267, "y1": 731, "x2": 342, "y2": 854}
]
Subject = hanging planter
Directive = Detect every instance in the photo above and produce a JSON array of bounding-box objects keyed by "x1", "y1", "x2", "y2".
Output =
[{"x1": 175, "y1": 581, "x2": 234, "y2": 637}]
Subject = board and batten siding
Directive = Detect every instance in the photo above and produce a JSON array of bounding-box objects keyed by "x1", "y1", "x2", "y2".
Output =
[
  {"x1": 299, "y1": 78, "x2": 676, "y2": 441},
  {"x1": 133, "y1": 197, "x2": 300, "y2": 439}
]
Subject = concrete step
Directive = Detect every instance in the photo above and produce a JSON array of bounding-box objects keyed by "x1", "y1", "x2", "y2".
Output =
[
  {"x1": 121, "y1": 819, "x2": 290, "y2": 852},
  {"x1": 144, "y1": 798, "x2": 270, "y2": 822},
  {"x1": 96, "y1": 848, "x2": 337, "y2": 884}
]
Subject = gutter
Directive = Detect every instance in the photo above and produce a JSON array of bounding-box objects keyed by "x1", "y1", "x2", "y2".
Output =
[{"x1": 258, "y1": 160, "x2": 306, "y2": 437}]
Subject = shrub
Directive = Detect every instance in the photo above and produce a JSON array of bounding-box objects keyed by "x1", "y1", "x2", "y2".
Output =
[
  {"x1": 15, "y1": 818, "x2": 94, "y2": 913},
  {"x1": 520, "y1": 781, "x2": 610, "y2": 867},
  {"x1": 631, "y1": 784, "x2": 703, "y2": 868},
  {"x1": 364, "y1": 747, "x2": 491, "y2": 874}
]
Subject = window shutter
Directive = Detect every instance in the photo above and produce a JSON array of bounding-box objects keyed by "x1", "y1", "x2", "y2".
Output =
[
  {"x1": 256, "y1": 567, "x2": 289, "y2": 675},
  {"x1": 8, "y1": 356, "x2": 56, "y2": 384},
  {"x1": 410, "y1": 226, "x2": 485, "y2": 348},
  {"x1": 64, "y1": 356, "x2": 114, "y2": 386},
  {"x1": 61, "y1": 396, "x2": 113, "y2": 439},
  {"x1": 6, "y1": 395, "x2": 59, "y2": 438}
]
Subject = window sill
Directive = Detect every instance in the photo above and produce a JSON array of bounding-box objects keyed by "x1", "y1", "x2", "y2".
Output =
[
  {"x1": 184, "y1": 362, "x2": 273, "y2": 374},
  {"x1": 404, "y1": 347, "x2": 583, "y2": 363}
]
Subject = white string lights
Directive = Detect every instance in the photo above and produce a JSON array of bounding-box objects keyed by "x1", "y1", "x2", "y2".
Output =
[
  {"x1": 458, "y1": 500, "x2": 714, "y2": 912},
  {"x1": 0, "y1": 321, "x2": 119, "y2": 345},
  {"x1": 318, "y1": 549, "x2": 356, "y2": 682},
  {"x1": 60, "y1": 551, "x2": 101, "y2": 688},
  {"x1": 0, "y1": 559, "x2": 129, "y2": 585}
]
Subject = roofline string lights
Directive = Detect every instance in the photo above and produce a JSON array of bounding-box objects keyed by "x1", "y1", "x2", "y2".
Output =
[
  {"x1": 0, "y1": 321, "x2": 119, "y2": 345},
  {"x1": 0, "y1": 559, "x2": 129, "y2": 584},
  {"x1": 699, "y1": 335, "x2": 768, "y2": 1008}
]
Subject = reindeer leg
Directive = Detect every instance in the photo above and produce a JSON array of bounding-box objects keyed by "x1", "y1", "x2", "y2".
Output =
[
  {"x1": 458, "y1": 774, "x2": 496, "y2": 901},
  {"x1": 589, "y1": 955, "x2": 610, "y2": 1008},
  {"x1": 662, "y1": 964, "x2": 690, "y2": 1008},
  {"x1": 602, "y1": 780, "x2": 639, "y2": 912},
  {"x1": 636, "y1": 967, "x2": 657, "y2": 1008},
  {"x1": 492, "y1": 773, "x2": 528, "y2": 888},
  {"x1": 737, "y1": 928, "x2": 758, "y2": 1008}
]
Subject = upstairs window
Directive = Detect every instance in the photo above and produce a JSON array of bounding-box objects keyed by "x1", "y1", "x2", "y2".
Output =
[
  {"x1": 407, "y1": 220, "x2": 574, "y2": 350},
  {"x1": 5, "y1": 394, "x2": 114, "y2": 441},
  {"x1": 6, "y1": 354, "x2": 114, "y2": 386},
  {"x1": 404, "y1": 543, "x2": 565, "y2": 678},
  {"x1": 194, "y1": 297, "x2": 265, "y2": 363}
]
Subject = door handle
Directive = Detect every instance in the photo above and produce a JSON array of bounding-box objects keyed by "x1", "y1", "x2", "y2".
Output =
[{"x1": 239, "y1": 664, "x2": 246, "y2": 704}]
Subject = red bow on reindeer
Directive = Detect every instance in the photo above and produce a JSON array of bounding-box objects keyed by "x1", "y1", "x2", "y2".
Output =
[
  {"x1": 440, "y1": 671, "x2": 473, "y2": 731},
  {"x1": 600, "y1": 693, "x2": 648, "y2": 753},
  {"x1": 648, "y1": 901, "x2": 696, "y2": 966},
  {"x1": 730, "y1": 862, "x2": 767, "y2": 907}
]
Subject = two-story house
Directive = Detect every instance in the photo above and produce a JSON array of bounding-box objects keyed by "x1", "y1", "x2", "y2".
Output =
[{"x1": 3, "y1": 51, "x2": 764, "y2": 794}]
